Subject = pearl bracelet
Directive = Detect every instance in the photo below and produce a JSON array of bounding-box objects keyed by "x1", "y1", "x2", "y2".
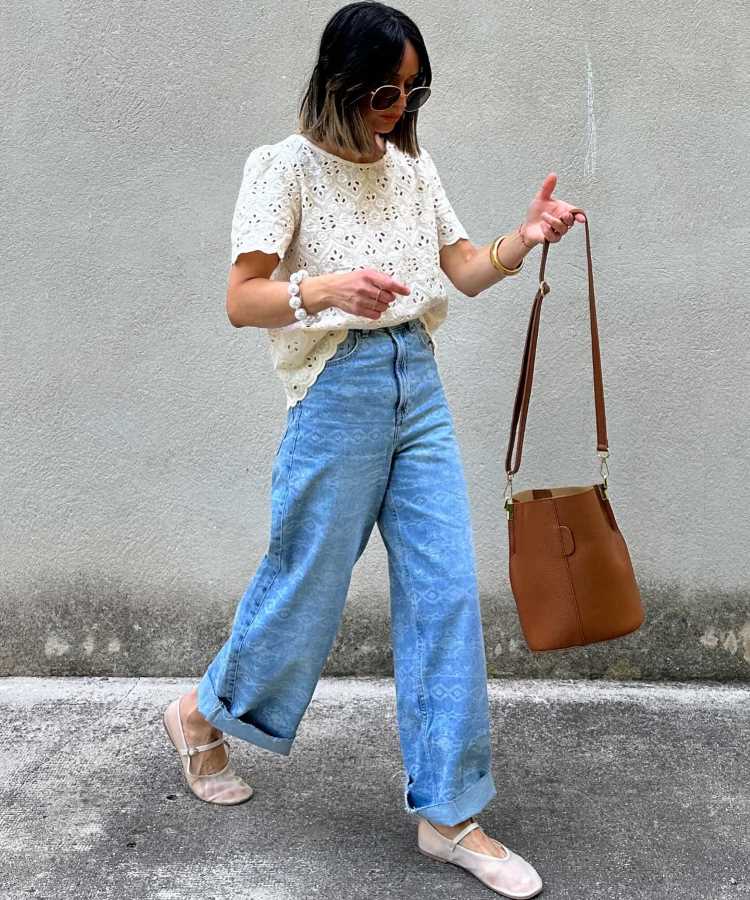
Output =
[{"x1": 288, "y1": 269, "x2": 320, "y2": 325}]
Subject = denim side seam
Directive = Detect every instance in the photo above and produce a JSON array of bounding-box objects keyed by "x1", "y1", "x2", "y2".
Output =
[
  {"x1": 227, "y1": 403, "x2": 302, "y2": 703},
  {"x1": 415, "y1": 318, "x2": 435, "y2": 356},
  {"x1": 388, "y1": 480, "x2": 438, "y2": 807},
  {"x1": 387, "y1": 323, "x2": 437, "y2": 805},
  {"x1": 276, "y1": 402, "x2": 303, "y2": 573}
]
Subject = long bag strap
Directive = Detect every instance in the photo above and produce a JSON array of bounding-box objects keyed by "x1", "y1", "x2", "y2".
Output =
[{"x1": 504, "y1": 209, "x2": 609, "y2": 493}]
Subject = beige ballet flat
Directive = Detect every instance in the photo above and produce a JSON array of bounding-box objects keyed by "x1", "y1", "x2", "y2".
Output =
[
  {"x1": 417, "y1": 816, "x2": 543, "y2": 899},
  {"x1": 162, "y1": 696, "x2": 254, "y2": 805}
]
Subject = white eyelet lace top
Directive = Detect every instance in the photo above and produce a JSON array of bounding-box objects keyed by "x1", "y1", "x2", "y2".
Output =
[{"x1": 230, "y1": 132, "x2": 470, "y2": 408}]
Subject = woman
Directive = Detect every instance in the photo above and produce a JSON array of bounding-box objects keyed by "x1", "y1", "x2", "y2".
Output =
[{"x1": 164, "y1": 3, "x2": 583, "y2": 897}]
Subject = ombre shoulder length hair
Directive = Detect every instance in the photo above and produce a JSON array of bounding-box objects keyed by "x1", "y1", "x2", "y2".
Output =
[{"x1": 297, "y1": 2, "x2": 432, "y2": 160}]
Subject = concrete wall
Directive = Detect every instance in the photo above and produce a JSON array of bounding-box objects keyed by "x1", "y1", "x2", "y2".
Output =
[{"x1": 2, "y1": 2, "x2": 748, "y2": 679}]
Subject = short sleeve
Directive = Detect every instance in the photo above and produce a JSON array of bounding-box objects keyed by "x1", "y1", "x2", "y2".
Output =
[
  {"x1": 230, "y1": 143, "x2": 301, "y2": 265},
  {"x1": 420, "y1": 147, "x2": 470, "y2": 250}
]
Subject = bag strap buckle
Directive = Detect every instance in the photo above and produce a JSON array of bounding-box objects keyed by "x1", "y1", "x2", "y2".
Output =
[
  {"x1": 598, "y1": 450, "x2": 610, "y2": 499},
  {"x1": 504, "y1": 473, "x2": 514, "y2": 520}
]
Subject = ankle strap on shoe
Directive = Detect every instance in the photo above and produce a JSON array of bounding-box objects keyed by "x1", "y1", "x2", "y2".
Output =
[
  {"x1": 181, "y1": 736, "x2": 228, "y2": 757},
  {"x1": 450, "y1": 820, "x2": 480, "y2": 854}
]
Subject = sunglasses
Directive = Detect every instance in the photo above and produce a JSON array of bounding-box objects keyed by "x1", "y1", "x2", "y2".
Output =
[{"x1": 353, "y1": 81, "x2": 432, "y2": 113}]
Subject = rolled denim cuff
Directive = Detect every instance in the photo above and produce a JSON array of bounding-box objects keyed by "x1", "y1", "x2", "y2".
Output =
[
  {"x1": 403, "y1": 769, "x2": 497, "y2": 826},
  {"x1": 197, "y1": 671, "x2": 294, "y2": 756}
]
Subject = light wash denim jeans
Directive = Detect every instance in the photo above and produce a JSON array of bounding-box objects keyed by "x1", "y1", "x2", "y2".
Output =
[{"x1": 197, "y1": 317, "x2": 497, "y2": 825}]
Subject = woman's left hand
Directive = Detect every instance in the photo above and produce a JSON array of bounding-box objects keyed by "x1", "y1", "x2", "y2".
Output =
[{"x1": 521, "y1": 172, "x2": 586, "y2": 245}]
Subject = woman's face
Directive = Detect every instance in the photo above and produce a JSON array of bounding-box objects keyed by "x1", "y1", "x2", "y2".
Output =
[{"x1": 358, "y1": 39, "x2": 422, "y2": 135}]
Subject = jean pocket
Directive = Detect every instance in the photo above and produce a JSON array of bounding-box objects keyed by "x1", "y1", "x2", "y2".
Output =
[
  {"x1": 325, "y1": 330, "x2": 362, "y2": 366},
  {"x1": 415, "y1": 321, "x2": 435, "y2": 356}
]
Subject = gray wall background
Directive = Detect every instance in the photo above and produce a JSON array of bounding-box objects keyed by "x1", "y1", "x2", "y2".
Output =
[{"x1": 2, "y1": 1, "x2": 748, "y2": 680}]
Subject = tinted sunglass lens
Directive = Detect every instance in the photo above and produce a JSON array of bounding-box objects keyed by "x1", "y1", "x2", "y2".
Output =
[
  {"x1": 371, "y1": 86, "x2": 401, "y2": 110},
  {"x1": 405, "y1": 87, "x2": 431, "y2": 111}
]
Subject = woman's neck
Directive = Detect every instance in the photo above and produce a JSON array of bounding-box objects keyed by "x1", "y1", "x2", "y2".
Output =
[{"x1": 309, "y1": 132, "x2": 386, "y2": 164}]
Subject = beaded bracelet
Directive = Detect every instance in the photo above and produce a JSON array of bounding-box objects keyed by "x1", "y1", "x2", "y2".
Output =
[{"x1": 288, "y1": 269, "x2": 320, "y2": 325}]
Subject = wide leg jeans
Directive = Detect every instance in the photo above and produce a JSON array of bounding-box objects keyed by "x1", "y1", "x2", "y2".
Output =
[{"x1": 197, "y1": 317, "x2": 497, "y2": 825}]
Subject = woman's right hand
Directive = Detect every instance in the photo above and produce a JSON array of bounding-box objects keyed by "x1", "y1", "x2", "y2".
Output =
[{"x1": 311, "y1": 269, "x2": 411, "y2": 320}]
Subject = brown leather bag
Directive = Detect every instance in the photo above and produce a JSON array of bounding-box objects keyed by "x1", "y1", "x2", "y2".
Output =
[{"x1": 504, "y1": 208, "x2": 644, "y2": 651}]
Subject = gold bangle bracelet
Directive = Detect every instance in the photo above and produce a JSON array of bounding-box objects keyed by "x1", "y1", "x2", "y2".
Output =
[
  {"x1": 489, "y1": 236, "x2": 506, "y2": 272},
  {"x1": 489, "y1": 233, "x2": 524, "y2": 276},
  {"x1": 490, "y1": 234, "x2": 523, "y2": 275}
]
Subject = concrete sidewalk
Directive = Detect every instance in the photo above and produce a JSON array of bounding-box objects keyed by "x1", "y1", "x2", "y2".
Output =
[{"x1": 0, "y1": 676, "x2": 748, "y2": 899}]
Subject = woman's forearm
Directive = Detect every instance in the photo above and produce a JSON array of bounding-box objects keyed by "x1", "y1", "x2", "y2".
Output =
[
  {"x1": 461, "y1": 229, "x2": 538, "y2": 298},
  {"x1": 226, "y1": 275, "x2": 333, "y2": 329}
]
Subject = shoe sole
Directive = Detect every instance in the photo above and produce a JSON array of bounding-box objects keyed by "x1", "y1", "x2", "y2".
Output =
[
  {"x1": 417, "y1": 846, "x2": 543, "y2": 899},
  {"x1": 162, "y1": 707, "x2": 254, "y2": 806}
]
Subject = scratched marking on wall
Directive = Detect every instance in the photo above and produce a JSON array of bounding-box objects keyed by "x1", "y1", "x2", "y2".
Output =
[
  {"x1": 699, "y1": 623, "x2": 750, "y2": 665},
  {"x1": 584, "y1": 44, "x2": 597, "y2": 178},
  {"x1": 43, "y1": 634, "x2": 122, "y2": 656},
  {"x1": 44, "y1": 634, "x2": 70, "y2": 657}
]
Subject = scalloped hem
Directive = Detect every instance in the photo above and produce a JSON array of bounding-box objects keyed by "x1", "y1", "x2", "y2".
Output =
[
  {"x1": 278, "y1": 330, "x2": 352, "y2": 409},
  {"x1": 268, "y1": 305, "x2": 446, "y2": 409}
]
